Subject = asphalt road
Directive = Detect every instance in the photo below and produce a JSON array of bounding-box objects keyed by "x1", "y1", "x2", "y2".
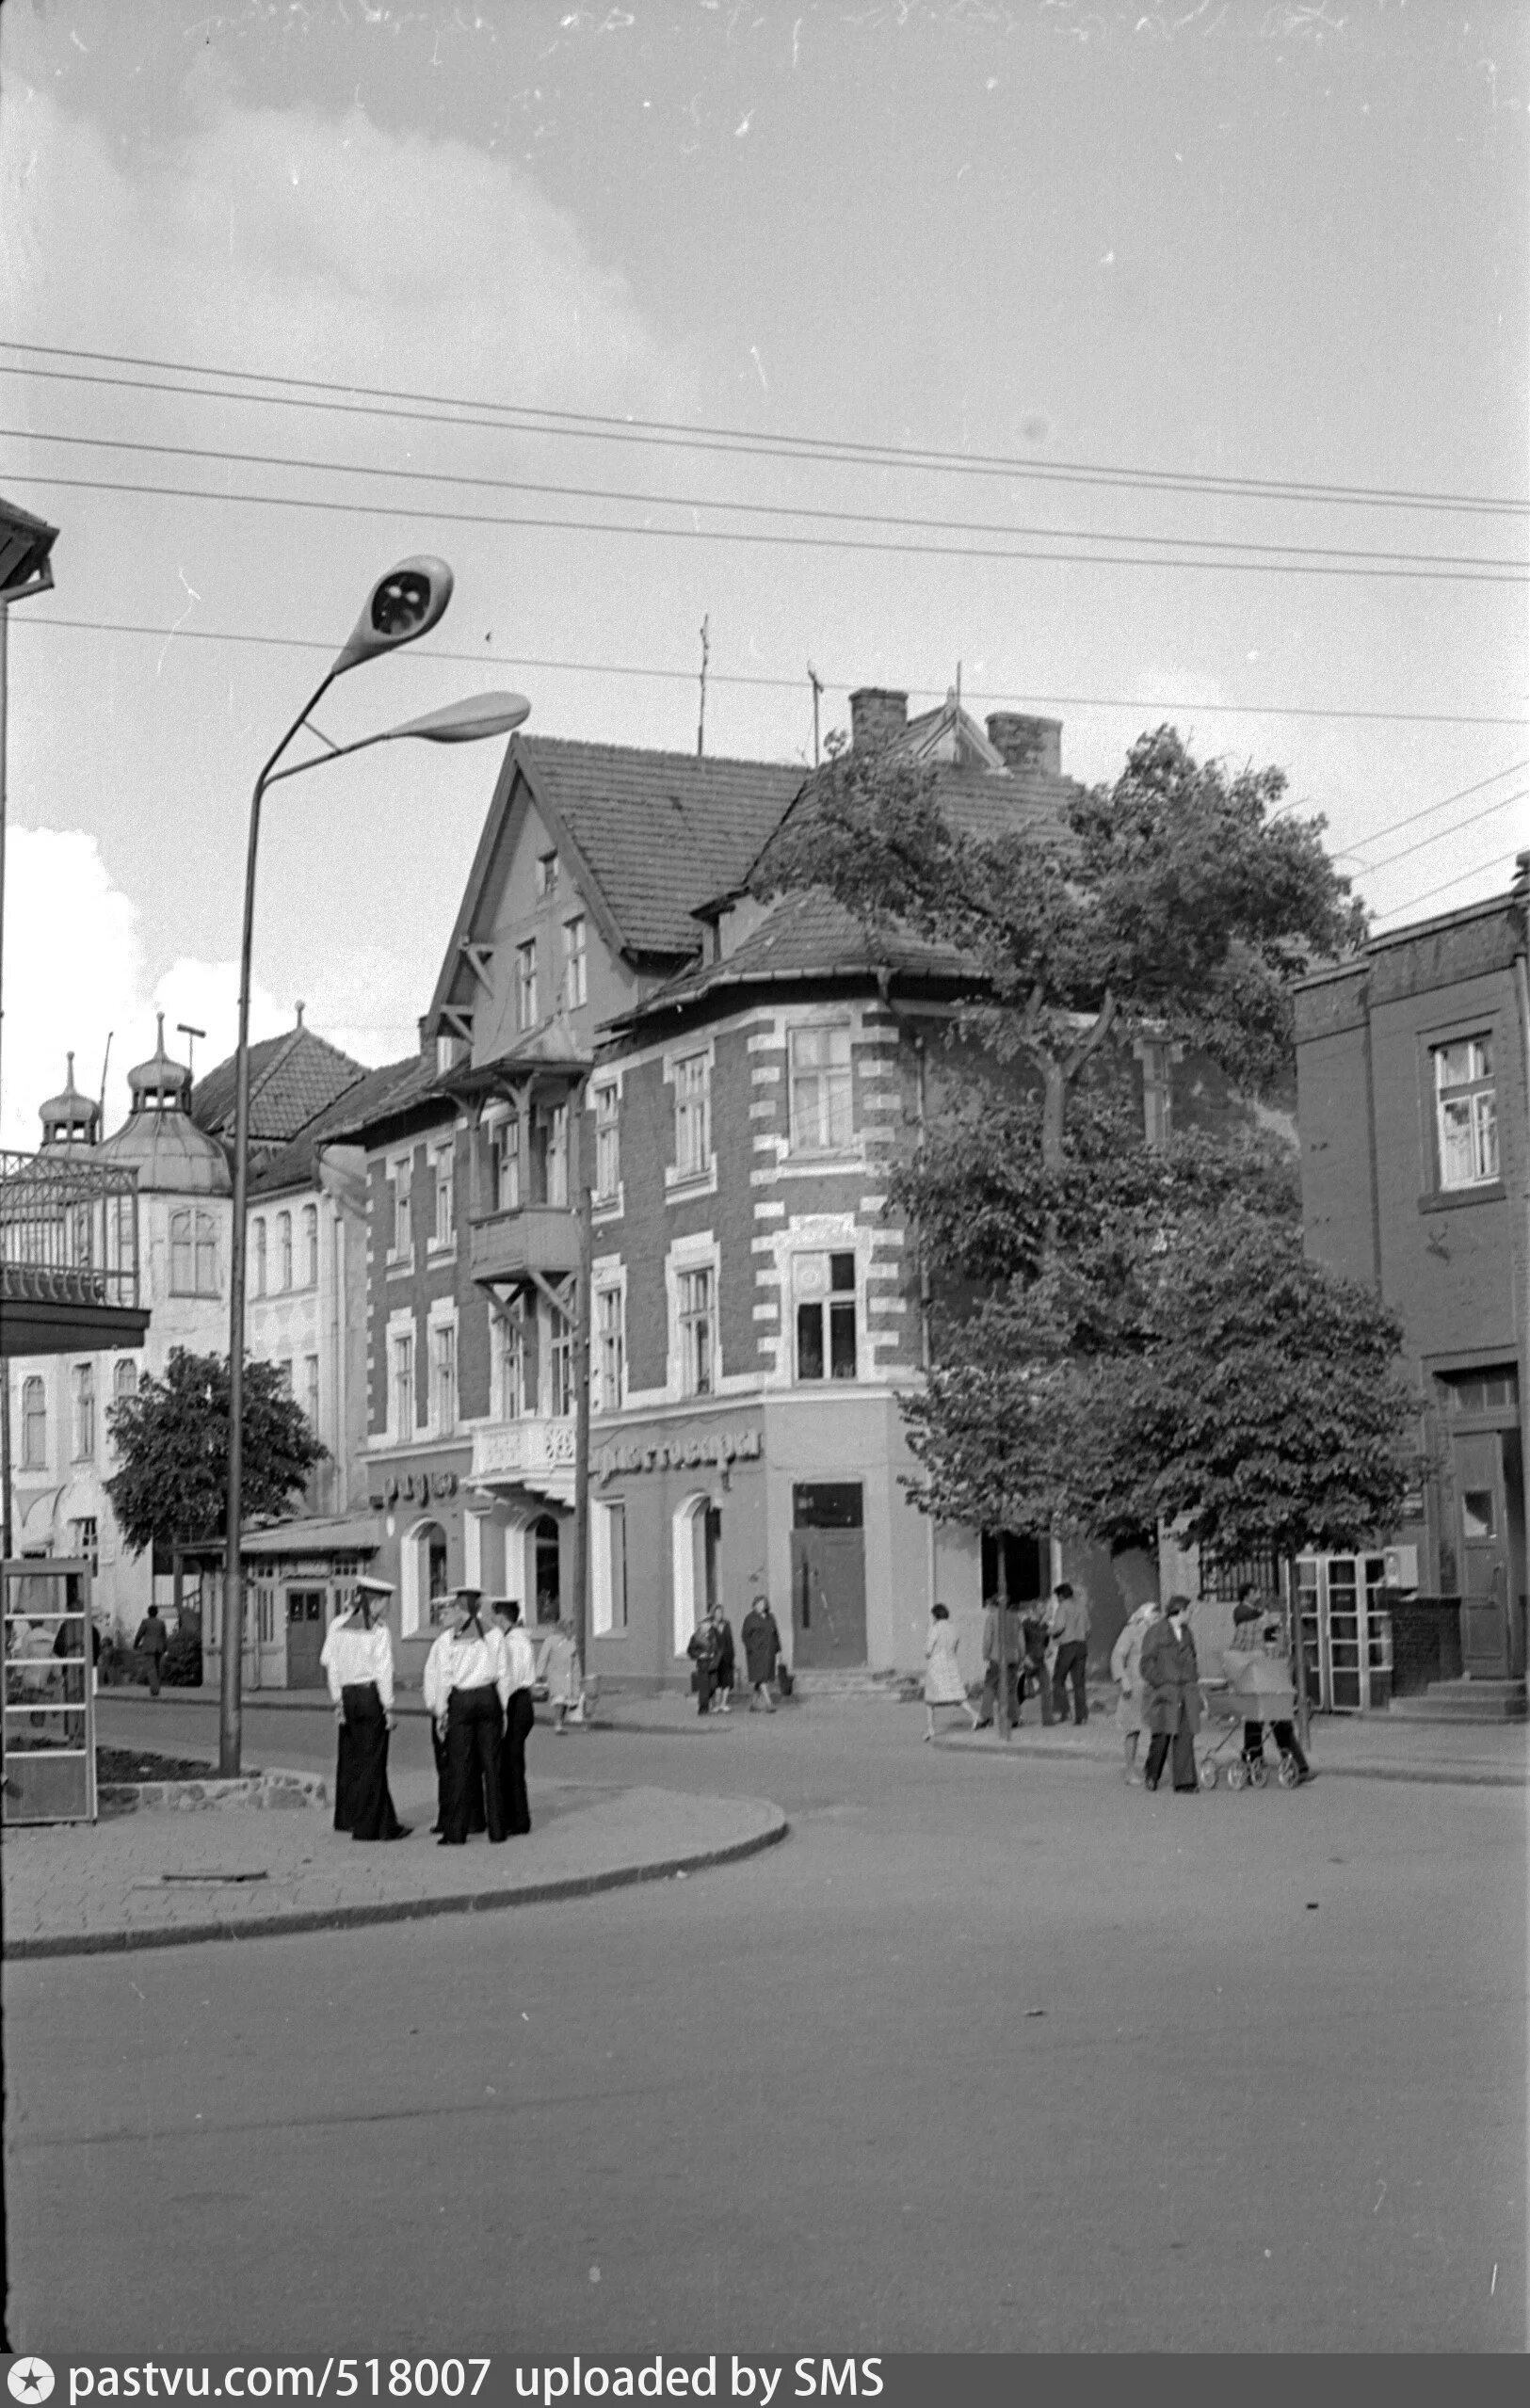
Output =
[{"x1": 7, "y1": 1695, "x2": 1526, "y2": 2354}]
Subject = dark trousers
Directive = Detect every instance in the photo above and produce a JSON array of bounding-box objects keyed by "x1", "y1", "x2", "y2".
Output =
[
  {"x1": 695, "y1": 1665, "x2": 717, "y2": 1716},
  {"x1": 443, "y1": 1686, "x2": 507, "y2": 1844},
  {"x1": 1021, "y1": 1659, "x2": 1055, "y2": 1725},
  {"x1": 979, "y1": 1662, "x2": 1020, "y2": 1726},
  {"x1": 500, "y1": 1689, "x2": 534, "y2": 1836},
  {"x1": 146, "y1": 1654, "x2": 162, "y2": 1697},
  {"x1": 1052, "y1": 1641, "x2": 1088, "y2": 1725},
  {"x1": 1144, "y1": 1723, "x2": 1197, "y2": 1790},
  {"x1": 1244, "y1": 1719, "x2": 1308, "y2": 1775},
  {"x1": 338, "y1": 1684, "x2": 405, "y2": 1840},
  {"x1": 432, "y1": 1714, "x2": 486, "y2": 1835}
]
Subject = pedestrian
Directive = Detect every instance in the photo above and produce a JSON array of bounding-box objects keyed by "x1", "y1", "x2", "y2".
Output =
[
  {"x1": 1018, "y1": 1603, "x2": 1055, "y2": 1726},
  {"x1": 686, "y1": 1611, "x2": 722, "y2": 1718},
  {"x1": 709, "y1": 1603, "x2": 736, "y2": 1713},
  {"x1": 740, "y1": 1593, "x2": 782, "y2": 1711},
  {"x1": 320, "y1": 1578, "x2": 410, "y2": 1842},
  {"x1": 491, "y1": 1598, "x2": 538, "y2": 1834},
  {"x1": 1110, "y1": 1598, "x2": 1161, "y2": 1784},
  {"x1": 1139, "y1": 1593, "x2": 1201, "y2": 1794},
  {"x1": 422, "y1": 1594, "x2": 488, "y2": 1835},
  {"x1": 974, "y1": 1595, "x2": 1023, "y2": 1728},
  {"x1": 424, "y1": 1589, "x2": 507, "y2": 1846},
  {"x1": 134, "y1": 1602, "x2": 169, "y2": 1697},
  {"x1": 1048, "y1": 1581, "x2": 1091, "y2": 1727},
  {"x1": 1229, "y1": 1593, "x2": 1312, "y2": 1784},
  {"x1": 923, "y1": 1602, "x2": 981, "y2": 1741},
  {"x1": 536, "y1": 1617, "x2": 583, "y2": 1735}
]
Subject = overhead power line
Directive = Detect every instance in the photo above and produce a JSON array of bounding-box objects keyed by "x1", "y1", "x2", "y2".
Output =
[
  {"x1": 1358, "y1": 788, "x2": 1527, "y2": 877},
  {"x1": 14, "y1": 611, "x2": 1526, "y2": 729},
  {"x1": 2, "y1": 425, "x2": 1518, "y2": 573},
  {"x1": 1345, "y1": 761, "x2": 1530, "y2": 858},
  {"x1": 3, "y1": 469, "x2": 1524, "y2": 584},
  {"x1": 3, "y1": 337, "x2": 1525, "y2": 518},
  {"x1": 1368, "y1": 851, "x2": 1522, "y2": 923}
]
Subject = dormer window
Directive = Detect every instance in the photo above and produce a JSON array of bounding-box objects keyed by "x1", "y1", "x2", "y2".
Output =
[{"x1": 539, "y1": 850, "x2": 560, "y2": 898}]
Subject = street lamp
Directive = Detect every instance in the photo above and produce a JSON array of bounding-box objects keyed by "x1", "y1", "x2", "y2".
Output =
[{"x1": 218, "y1": 554, "x2": 529, "y2": 1776}]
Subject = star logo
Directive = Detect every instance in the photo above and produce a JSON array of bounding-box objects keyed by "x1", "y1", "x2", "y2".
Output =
[{"x1": 8, "y1": 2365, "x2": 56, "y2": 2405}]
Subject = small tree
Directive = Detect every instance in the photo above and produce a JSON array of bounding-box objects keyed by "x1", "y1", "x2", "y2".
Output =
[{"x1": 105, "y1": 1346, "x2": 326, "y2": 1562}]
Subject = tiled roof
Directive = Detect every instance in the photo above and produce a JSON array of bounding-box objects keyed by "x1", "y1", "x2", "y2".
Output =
[
  {"x1": 192, "y1": 1024, "x2": 368, "y2": 1146},
  {"x1": 308, "y1": 1054, "x2": 447, "y2": 1149},
  {"x1": 749, "y1": 757, "x2": 1080, "y2": 890},
  {"x1": 613, "y1": 889, "x2": 977, "y2": 1029},
  {"x1": 246, "y1": 1056, "x2": 433, "y2": 1195},
  {"x1": 519, "y1": 738, "x2": 807, "y2": 957}
]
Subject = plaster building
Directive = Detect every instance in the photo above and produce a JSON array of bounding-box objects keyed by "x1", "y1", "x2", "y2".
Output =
[{"x1": 1294, "y1": 876, "x2": 1529, "y2": 1718}]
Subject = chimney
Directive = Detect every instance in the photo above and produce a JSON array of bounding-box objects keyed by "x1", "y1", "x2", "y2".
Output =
[
  {"x1": 849, "y1": 687, "x2": 909, "y2": 754},
  {"x1": 986, "y1": 714, "x2": 1062, "y2": 778}
]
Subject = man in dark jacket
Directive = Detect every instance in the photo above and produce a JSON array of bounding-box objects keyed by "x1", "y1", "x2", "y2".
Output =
[
  {"x1": 134, "y1": 1604, "x2": 169, "y2": 1697},
  {"x1": 687, "y1": 1614, "x2": 722, "y2": 1717},
  {"x1": 741, "y1": 1594, "x2": 781, "y2": 1711},
  {"x1": 1139, "y1": 1594, "x2": 1201, "y2": 1793}
]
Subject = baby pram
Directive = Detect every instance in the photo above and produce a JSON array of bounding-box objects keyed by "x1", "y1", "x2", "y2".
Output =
[{"x1": 1198, "y1": 1650, "x2": 1303, "y2": 1791}]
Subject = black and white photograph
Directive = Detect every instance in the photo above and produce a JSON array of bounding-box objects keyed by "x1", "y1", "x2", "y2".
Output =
[{"x1": 0, "y1": 0, "x2": 1525, "y2": 2381}]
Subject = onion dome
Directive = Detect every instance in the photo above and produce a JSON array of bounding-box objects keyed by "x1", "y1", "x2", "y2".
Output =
[
  {"x1": 98, "y1": 1014, "x2": 231, "y2": 1196},
  {"x1": 39, "y1": 1052, "x2": 102, "y2": 1150}
]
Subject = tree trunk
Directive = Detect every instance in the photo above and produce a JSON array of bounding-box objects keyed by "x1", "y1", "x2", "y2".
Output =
[{"x1": 1040, "y1": 1055, "x2": 1068, "y2": 1173}]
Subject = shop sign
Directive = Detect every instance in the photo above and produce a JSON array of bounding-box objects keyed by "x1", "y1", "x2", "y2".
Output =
[
  {"x1": 594, "y1": 1426, "x2": 763, "y2": 1486},
  {"x1": 367, "y1": 1469, "x2": 460, "y2": 1510}
]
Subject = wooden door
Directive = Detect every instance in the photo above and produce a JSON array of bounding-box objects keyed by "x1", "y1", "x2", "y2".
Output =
[
  {"x1": 789, "y1": 1530, "x2": 867, "y2": 1668},
  {"x1": 1454, "y1": 1433, "x2": 1510, "y2": 1678},
  {"x1": 286, "y1": 1588, "x2": 327, "y2": 1688}
]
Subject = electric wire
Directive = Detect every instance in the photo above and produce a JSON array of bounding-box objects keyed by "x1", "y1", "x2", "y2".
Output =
[
  {"x1": 1368, "y1": 852, "x2": 1522, "y2": 921},
  {"x1": 3, "y1": 469, "x2": 1523, "y2": 583},
  {"x1": 4, "y1": 340, "x2": 1525, "y2": 518},
  {"x1": 1343, "y1": 760, "x2": 1530, "y2": 855},
  {"x1": 1356, "y1": 789, "x2": 1528, "y2": 877}
]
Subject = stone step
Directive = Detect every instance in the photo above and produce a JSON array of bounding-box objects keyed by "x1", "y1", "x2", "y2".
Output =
[
  {"x1": 788, "y1": 1669, "x2": 909, "y2": 1701},
  {"x1": 1389, "y1": 1678, "x2": 1528, "y2": 1724}
]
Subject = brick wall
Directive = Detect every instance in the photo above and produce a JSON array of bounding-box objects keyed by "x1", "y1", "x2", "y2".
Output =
[{"x1": 1389, "y1": 1597, "x2": 1463, "y2": 1695}]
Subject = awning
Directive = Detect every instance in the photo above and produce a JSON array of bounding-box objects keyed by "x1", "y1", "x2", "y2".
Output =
[{"x1": 196, "y1": 1517, "x2": 381, "y2": 1563}]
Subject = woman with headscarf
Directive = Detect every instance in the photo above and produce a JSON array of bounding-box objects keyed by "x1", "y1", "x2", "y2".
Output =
[
  {"x1": 320, "y1": 1577, "x2": 410, "y2": 1841},
  {"x1": 923, "y1": 1601, "x2": 981, "y2": 1742},
  {"x1": 423, "y1": 1590, "x2": 507, "y2": 1846},
  {"x1": 1110, "y1": 1597, "x2": 1161, "y2": 1785}
]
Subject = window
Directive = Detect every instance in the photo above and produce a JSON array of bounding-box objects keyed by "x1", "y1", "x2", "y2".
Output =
[
  {"x1": 497, "y1": 1303, "x2": 531, "y2": 1419},
  {"x1": 252, "y1": 1217, "x2": 266, "y2": 1297},
  {"x1": 516, "y1": 939, "x2": 539, "y2": 1030},
  {"x1": 303, "y1": 1204, "x2": 319, "y2": 1286},
  {"x1": 795, "y1": 1251, "x2": 858, "y2": 1382},
  {"x1": 21, "y1": 1375, "x2": 46, "y2": 1470},
  {"x1": 593, "y1": 1499, "x2": 629, "y2": 1637},
  {"x1": 113, "y1": 1357, "x2": 137, "y2": 1405},
  {"x1": 392, "y1": 1160, "x2": 412, "y2": 1260},
  {"x1": 594, "y1": 1084, "x2": 620, "y2": 1203},
  {"x1": 550, "y1": 1308, "x2": 574, "y2": 1419},
  {"x1": 673, "y1": 1053, "x2": 712, "y2": 1181},
  {"x1": 532, "y1": 1103, "x2": 569, "y2": 1208},
  {"x1": 278, "y1": 1211, "x2": 293, "y2": 1291},
  {"x1": 392, "y1": 1331, "x2": 414, "y2": 1439},
  {"x1": 789, "y1": 1024, "x2": 854, "y2": 1152},
  {"x1": 169, "y1": 1209, "x2": 219, "y2": 1296},
  {"x1": 303, "y1": 1354, "x2": 320, "y2": 1433},
  {"x1": 539, "y1": 850, "x2": 559, "y2": 898},
  {"x1": 1441, "y1": 1366, "x2": 1519, "y2": 1416},
  {"x1": 432, "y1": 1322, "x2": 458, "y2": 1434},
  {"x1": 1434, "y1": 1035, "x2": 1498, "y2": 1189},
  {"x1": 432, "y1": 1146, "x2": 455, "y2": 1249},
  {"x1": 276, "y1": 1358, "x2": 294, "y2": 1394},
  {"x1": 72, "y1": 1361, "x2": 95, "y2": 1461},
  {"x1": 71, "y1": 1517, "x2": 99, "y2": 1576},
  {"x1": 563, "y1": 915, "x2": 588, "y2": 1009},
  {"x1": 677, "y1": 1265, "x2": 715, "y2": 1397},
  {"x1": 491, "y1": 1116, "x2": 521, "y2": 1213},
  {"x1": 596, "y1": 1286, "x2": 625, "y2": 1413}
]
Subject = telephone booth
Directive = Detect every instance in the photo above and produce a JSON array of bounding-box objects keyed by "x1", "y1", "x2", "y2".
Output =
[
  {"x1": 2, "y1": 1557, "x2": 97, "y2": 1823},
  {"x1": 1294, "y1": 1553, "x2": 1394, "y2": 1713}
]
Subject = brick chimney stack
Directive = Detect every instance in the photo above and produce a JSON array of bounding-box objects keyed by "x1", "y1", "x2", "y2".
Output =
[
  {"x1": 986, "y1": 714, "x2": 1062, "y2": 778},
  {"x1": 849, "y1": 687, "x2": 909, "y2": 753}
]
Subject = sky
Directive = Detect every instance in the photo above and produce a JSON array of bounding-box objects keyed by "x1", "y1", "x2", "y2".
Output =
[{"x1": 0, "y1": 0, "x2": 1525, "y2": 1146}]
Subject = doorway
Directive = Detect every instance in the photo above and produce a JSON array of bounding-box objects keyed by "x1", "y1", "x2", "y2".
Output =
[
  {"x1": 533, "y1": 1515, "x2": 561, "y2": 1626},
  {"x1": 286, "y1": 1588, "x2": 327, "y2": 1687},
  {"x1": 1454, "y1": 1428, "x2": 1522, "y2": 1678},
  {"x1": 790, "y1": 1483, "x2": 866, "y2": 1668}
]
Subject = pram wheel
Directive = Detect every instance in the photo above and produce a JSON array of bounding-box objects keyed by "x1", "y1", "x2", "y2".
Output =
[
  {"x1": 1199, "y1": 1759, "x2": 1218, "y2": 1790},
  {"x1": 1248, "y1": 1757, "x2": 1269, "y2": 1790},
  {"x1": 1226, "y1": 1758, "x2": 1248, "y2": 1790},
  {"x1": 1277, "y1": 1755, "x2": 1301, "y2": 1790}
]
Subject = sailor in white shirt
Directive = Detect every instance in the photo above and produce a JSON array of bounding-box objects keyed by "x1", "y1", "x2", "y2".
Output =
[
  {"x1": 491, "y1": 1598, "x2": 539, "y2": 1837},
  {"x1": 425, "y1": 1589, "x2": 507, "y2": 1846},
  {"x1": 319, "y1": 1578, "x2": 409, "y2": 1842}
]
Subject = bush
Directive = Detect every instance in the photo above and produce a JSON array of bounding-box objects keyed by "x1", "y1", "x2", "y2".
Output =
[{"x1": 162, "y1": 1616, "x2": 203, "y2": 1688}]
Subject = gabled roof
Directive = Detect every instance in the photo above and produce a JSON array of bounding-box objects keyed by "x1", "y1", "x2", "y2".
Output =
[
  {"x1": 192, "y1": 1021, "x2": 368, "y2": 1148},
  {"x1": 312, "y1": 1053, "x2": 449, "y2": 1150},
  {"x1": 246, "y1": 1055, "x2": 434, "y2": 1196},
  {"x1": 900, "y1": 691, "x2": 1008, "y2": 772},
  {"x1": 427, "y1": 734, "x2": 808, "y2": 1029}
]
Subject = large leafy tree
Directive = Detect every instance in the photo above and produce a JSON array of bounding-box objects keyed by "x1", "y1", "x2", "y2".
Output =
[{"x1": 105, "y1": 1346, "x2": 327, "y2": 1559}]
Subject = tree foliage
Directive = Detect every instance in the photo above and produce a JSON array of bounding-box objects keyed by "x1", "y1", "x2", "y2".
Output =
[{"x1": 105, "y1": 1347, "x2": 327, "y2": 1559}]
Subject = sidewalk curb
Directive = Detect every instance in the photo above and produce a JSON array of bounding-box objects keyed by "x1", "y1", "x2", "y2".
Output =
[
  {"x1": 930, "y1": 1737, "x2": 1528, "y2": 1790},
  {"x1": 3, "y1": 1807, "x2": 790, "y2": 1964}
]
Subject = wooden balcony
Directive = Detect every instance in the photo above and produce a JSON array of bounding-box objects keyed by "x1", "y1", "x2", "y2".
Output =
[
  {"x1": 0, "y1": 1151, "x2": 149, "y2": 1357},
  {"x1": 469, "y1": 1203, "x2": 580, "y2": 1292}
]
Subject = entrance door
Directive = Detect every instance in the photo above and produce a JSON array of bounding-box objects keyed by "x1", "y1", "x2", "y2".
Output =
[
  {"x1": 286, "y1": 1588, "x2": 326, "y2": 1687},
  {"x1": 790, "y1": 1484, "x2": 866, "y2": 1668},
  {"x1": 1455, "y1": 1432, "x2": 1512, "y2": 1678}
]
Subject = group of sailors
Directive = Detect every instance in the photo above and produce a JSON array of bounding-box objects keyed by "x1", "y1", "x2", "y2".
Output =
[{"x1": 317, "y1": 1580, "x2": 543, "y2": 1846}]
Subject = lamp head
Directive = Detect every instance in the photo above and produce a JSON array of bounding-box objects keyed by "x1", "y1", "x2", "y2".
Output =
[
  {"x1": 391, "y1": 692, "x2": 531, "y2": 746},
  {"x1": 331, "y1": 555, "x2": 454, "y2": 675}
]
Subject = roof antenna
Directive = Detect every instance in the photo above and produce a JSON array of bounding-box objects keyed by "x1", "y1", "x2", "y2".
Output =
[
  {"x1": 177, "y1": 1021, "x2": 206, "y2": 1084},
  {"x1": 807, "y1": 660, "x2": 824, "y2": 767},
  {"x1": 697, "y1": 613, "x2": 710, "y2": 759}
]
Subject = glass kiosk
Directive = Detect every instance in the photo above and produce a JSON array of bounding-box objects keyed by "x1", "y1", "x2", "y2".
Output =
[{"x1": 2, "y1": 1557, "x2": 97, "y2": 1824}]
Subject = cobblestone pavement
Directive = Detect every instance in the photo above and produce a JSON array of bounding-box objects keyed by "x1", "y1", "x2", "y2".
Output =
[{"x1": 2, "y1": 1760, "x2": 787, "y2": 1956}]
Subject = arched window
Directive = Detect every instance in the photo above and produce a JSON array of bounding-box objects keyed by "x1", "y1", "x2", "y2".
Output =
[
  {"x1": 399, "y1": 1519, "x2": 451, "y2": 1638},
  {"x1": 114, "y1": 1357, "x2": 138, "y2": 1403},
  {"x1": 278, "y1": 1211, "x2": 293, "y2": 1291},
  {"x1": 302, "y1": 1203, "x2": 319, "y2": 1287},
  {"x1": 21, "y1": 1375, "x2": 46, "y2": 1470},
  {"x1": 170, "y1": 1210, "x2": 220, "y2": 1296},
  {"x1": 533, "y1": 1516, "x2": 561, "y2": 1625},
  {"x1": 252, "y1": 1218, "x2": 266, "y2": 1297}
]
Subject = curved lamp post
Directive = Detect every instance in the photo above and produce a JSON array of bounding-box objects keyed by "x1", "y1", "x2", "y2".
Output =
[{"x1": 219, "y1": 554, "x2": 529, "y2": 1775}]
